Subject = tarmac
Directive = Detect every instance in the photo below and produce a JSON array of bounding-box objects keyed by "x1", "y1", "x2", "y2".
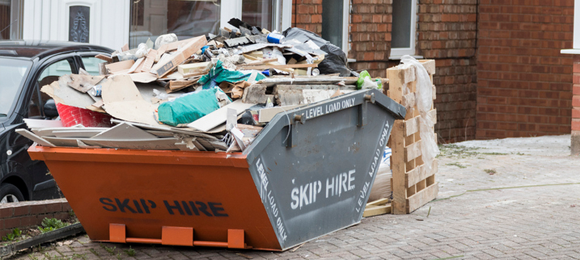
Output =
[{"x1": 9, "y1": 134, "x2": 580, "y2": 260}]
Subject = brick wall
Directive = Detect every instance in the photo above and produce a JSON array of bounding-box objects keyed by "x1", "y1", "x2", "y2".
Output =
[
  {"x1": 0, "y1": 199, "x2": 72, "y2": 237},
  {"x1": 573, "y1": 56, "x2": 580, "y2": 155},
  {"x1": 416, "y1": 0, "x2": 478, "y2": 143},
  {"x1": 292, "y1": 0, "x2": 391, "y2": 78},
  {"x1": 348, "y1": 0, "x2": 391, "y2": 78},
  {"x1": 292, "y1": 0, "x2": 323, "y2": 35},
  {"x1": 477, "y1": 0, "x2": 574, "y2": 139}
]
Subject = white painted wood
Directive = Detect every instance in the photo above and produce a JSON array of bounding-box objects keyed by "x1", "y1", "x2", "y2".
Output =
[
  {"x1": 575, "y1": 0, "x2": 580, "y2": 49},
  {"x1": 221, "y1": 0, "x2": 242, "y2": 30},
  {"x1": 22, "y1": 0, "x2": 129, "y2": 50},
  {"x1": 281, "y1": 0, "x2": 292, "y2": 31},
  {"x1": 342, "y1": 0, "x2": 349, "y2": 53}
]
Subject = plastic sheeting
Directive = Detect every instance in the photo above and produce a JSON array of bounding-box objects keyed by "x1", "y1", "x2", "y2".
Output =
[
  {"x1": 400, "y1": 55, "x2": 440, "y2": 172},
  {"x1": 199, "y1": 60, "x2": 266, "y2": 89},
  {"x1": 157, "y1": 88, "x2": 220, "y2": 127},
  {"x1": 282, "y1": 27, "x2": 352, "y2": 76}
]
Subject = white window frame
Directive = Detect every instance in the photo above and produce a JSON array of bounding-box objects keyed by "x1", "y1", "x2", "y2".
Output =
[
  {"x1": 389, "y1": 0, "x2": 417, "y2": 59},
  {"x1": 561, "y1": 0, "x2": 580, "y2": 54},
  {"x1": 342, "y1": 0, "x2": 349, "y2": 54},
  {"x1": 221, "y1": 0, "x2": 292, "y2": 33}
]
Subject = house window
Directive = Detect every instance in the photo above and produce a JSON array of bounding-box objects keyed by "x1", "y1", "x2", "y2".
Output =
[
  {"x1": 321, "y1": 0, "x2": 349, "y2": 53},
  {"x1": 69, "y1": 6, "x2": 90, "y2": 43},
  {"x1": 129, "y1": 0, "x2": 291, "y2": 48},
  {"x1": 390, "y1": 0, "x2": 417, "y2": 58}
]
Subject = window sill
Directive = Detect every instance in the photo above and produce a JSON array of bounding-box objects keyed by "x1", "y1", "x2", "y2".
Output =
[{"x1": 561, "y1": 49, "x2": 580, "y2": 55}]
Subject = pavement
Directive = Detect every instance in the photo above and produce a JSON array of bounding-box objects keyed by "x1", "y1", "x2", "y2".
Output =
[{"x1": 8, "y1": 135, "x2": 580, "y2": 260}]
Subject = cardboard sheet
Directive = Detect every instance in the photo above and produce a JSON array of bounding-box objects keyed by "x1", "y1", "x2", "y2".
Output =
[{"x1": 101, "y1": 75, "x2": 159, "y2": 126}]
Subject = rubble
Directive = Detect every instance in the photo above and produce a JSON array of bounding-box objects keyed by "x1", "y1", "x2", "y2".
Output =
[{"x1": 20, "y1": 19, "x2": 387, "y2": 153}]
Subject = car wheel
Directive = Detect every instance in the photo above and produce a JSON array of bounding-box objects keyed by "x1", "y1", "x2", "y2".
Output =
[{"x1": 0, "y1": 183, "x2": 24, "y2": 203}]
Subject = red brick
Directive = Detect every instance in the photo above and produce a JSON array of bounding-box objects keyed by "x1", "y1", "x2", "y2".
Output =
[
  {"x1": 13, "y1": 205, "x2": 29, "y2": 217},
  {"x1": 573, "y1": 96, "x2": 580, "y2": 107},
  {"x1": 0, "y1": 208, "x2": 13, "y2": 218},
  {"x1": 572, "y1": 119, "x2": 580, "y2": 131},
  {"x1": 572, "y1": 108, "x2": 580, "y2": 119},
  {"x1": 3, "y1": 217, "x2": 21, "y2": 229},
  {"x1": 45, "y1": 203, "x2": 62, "y2": 213}
]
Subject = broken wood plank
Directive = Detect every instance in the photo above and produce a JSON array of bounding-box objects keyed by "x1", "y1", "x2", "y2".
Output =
[
  {"x1": 178, "y1": 62, "x2": 210, "y2": 75},
  {"x1": 153, "y1": 36, "x2": 207, "y2": 77},
  {"x1": 95, "y1": 54, "x2": 112, "y2": 63},
  {"x1": 238, "y1": 63, "x2": 318, "y2": 70},
  {"x1": 406, "y1": 159, "x2": 438, "y2": 188},
  {"x1": 140, "y1": 49, "x2": 158, "y2": 73},
  {"x1": 407, "y1": 182, "x2": 438, "y2": 213},
  {"x1": 366, "y1": 198, "x2": 390, "y2": 207},
  {"x1": 105, "y1": 60, "x2": 135, "y2": 74},
  {"x1": 166, "y1": 79, "x2": 198, "y2": 93}
]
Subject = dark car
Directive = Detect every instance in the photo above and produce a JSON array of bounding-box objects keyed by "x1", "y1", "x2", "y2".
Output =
[{"x1": 0, "y1": 40, "x2": 113, "y2": 203}]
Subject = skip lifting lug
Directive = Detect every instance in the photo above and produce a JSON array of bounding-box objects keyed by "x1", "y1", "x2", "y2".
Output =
[
  {"x1": 293, "y1": 114, "x2": 305, "y2": 124},
  {"x1": 364, "y1": 93, "x2": 375, "y2": 104},
  {"x1": 358, "y1": 93, "x2": 374, "y2": 127}
]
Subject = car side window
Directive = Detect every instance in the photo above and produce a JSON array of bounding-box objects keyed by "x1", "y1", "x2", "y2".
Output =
[
  {"x1": 30, "y1": 58, "x2": 75, "y2": 118},
  {"x1": 81, "y1": 56, "x2": 105, "y2": 76}
]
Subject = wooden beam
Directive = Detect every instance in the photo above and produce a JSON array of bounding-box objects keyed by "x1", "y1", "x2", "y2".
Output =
[
  {"x1": 366, "y1": 198, "x2": 390, "y2": 207},
  {"x1": 391, "y1": 120, "x2": 407, "y2": 214},
  {"x1": 407, "y1": 182, "x2": 439, "y2": 213},
  {"x1": 238, "y1": 63, "x2": 318, "y2": 70},
  {"x1": 363, "y1": 204, "x2": 391, "y2": 217}
]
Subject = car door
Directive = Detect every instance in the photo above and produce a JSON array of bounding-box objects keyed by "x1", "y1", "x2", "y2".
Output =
[{"x1": 6, "y1": 54, "x2": 80, "y2": 201}]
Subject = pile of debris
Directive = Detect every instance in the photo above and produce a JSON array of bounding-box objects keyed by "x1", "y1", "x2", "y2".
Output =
[{"x1": 19, "y1": 19, "x2": 385, "y2": 152}]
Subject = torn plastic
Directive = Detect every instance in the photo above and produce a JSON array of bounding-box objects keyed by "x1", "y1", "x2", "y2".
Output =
[
  {"x1": 400, "y1": 55, "x2": 440, "y2": 173},
  {"x1": 155, "y1": 33, "x2": 178, "y2": 49},
  {"x1": 198, "y1": 60, "x2": 266, "y2": 89},
  {"x1": 282, "y1": 27, "x2": 352, "y2": 76}
]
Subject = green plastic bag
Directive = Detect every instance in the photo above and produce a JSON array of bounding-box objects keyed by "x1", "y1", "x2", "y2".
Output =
[
  {"x1": 157, "y1": 88, "x2": 220, "y2": 127},
  {"x1": 355, "y1": 70, "x2": 382, "y2": 90}
]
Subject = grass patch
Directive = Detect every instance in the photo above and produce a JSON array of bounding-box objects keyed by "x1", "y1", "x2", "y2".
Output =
[
  {"x1": 484, "y1": 169, "x2": 497, "y2": 175},
  {"x1": 38, "y1": 218, "x2": 68, "y2": 233},
  {"x1": 446, "y1": 162, "x2": 467, "y2": 168},
  {"x1": 125, "y1": 246, "x2": 136, "y2": 257}
]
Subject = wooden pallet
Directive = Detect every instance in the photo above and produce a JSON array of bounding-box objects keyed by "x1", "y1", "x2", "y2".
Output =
[{"x1": 386, "y1": 60, "x2": 439, "y2": 215}]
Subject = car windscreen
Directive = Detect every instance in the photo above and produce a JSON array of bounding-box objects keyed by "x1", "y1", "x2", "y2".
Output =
[{"x1": 0, "y1": 58, "x2": 32, "y2": 117}]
